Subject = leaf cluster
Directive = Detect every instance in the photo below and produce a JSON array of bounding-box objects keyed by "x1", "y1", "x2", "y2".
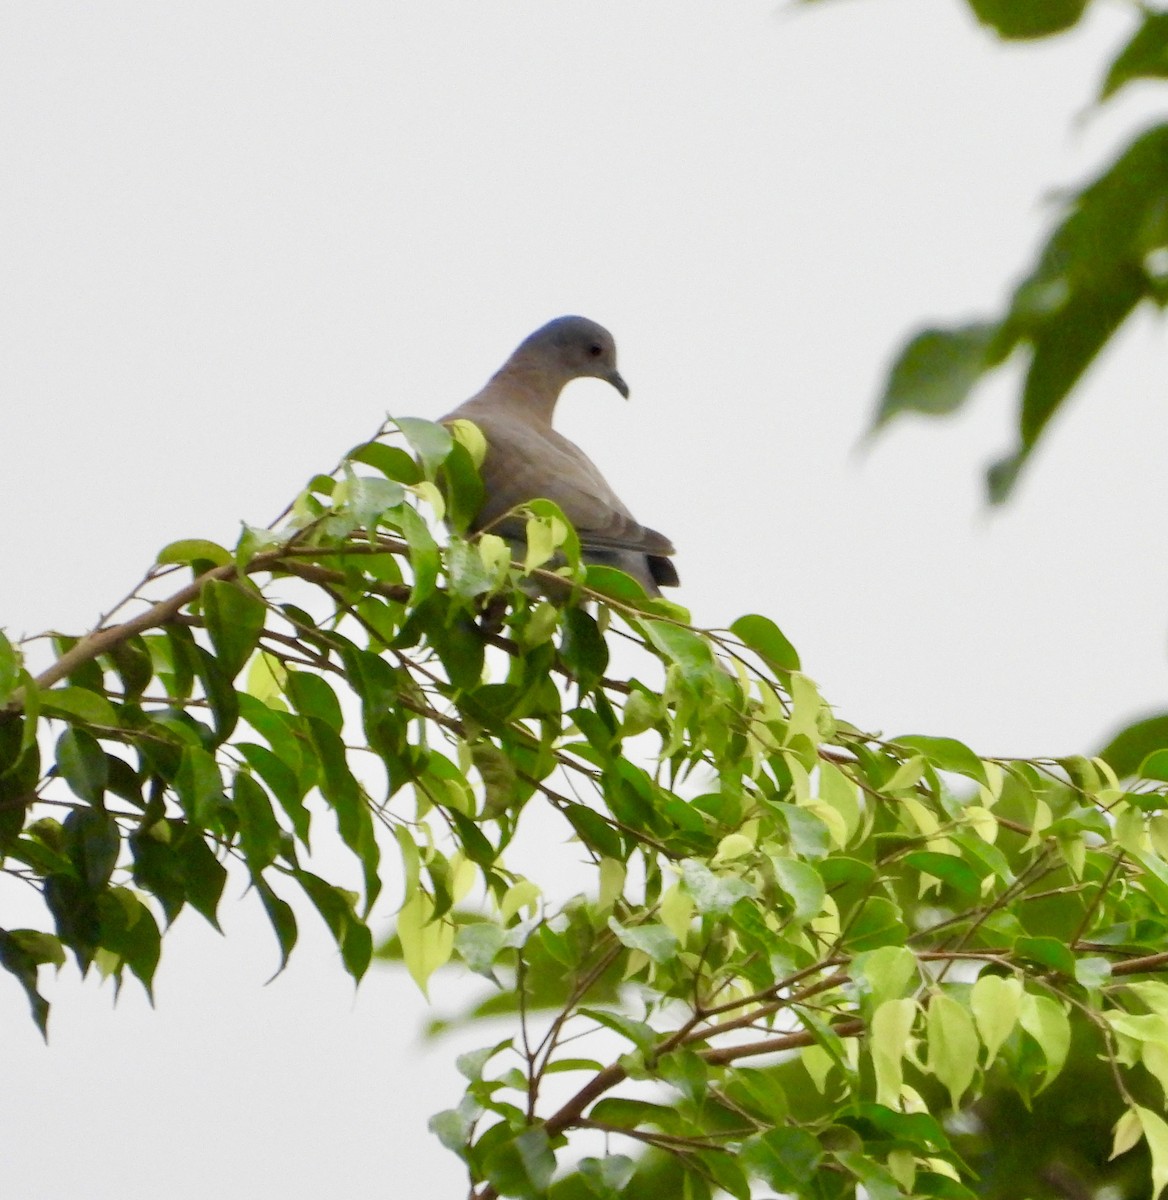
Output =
[
  {"x1": 872, "y1": 3, "x2": 1168, "y2": 502},
  {"x1": 4, "y1": 419, "x2": 1168, "y2": 1198}
]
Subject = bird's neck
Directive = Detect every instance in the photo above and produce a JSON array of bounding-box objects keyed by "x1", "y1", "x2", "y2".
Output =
[{"x1": 484, "y1": 357, "x2": 568, "y2": 425}]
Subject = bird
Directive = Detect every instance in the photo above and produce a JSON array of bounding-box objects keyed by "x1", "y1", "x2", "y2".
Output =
[{"x1": 442, "y1": 316, "x2": 679, "y2": 595}]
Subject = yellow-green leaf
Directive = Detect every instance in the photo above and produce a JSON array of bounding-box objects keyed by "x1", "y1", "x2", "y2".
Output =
[
  {"x1": 872, "y1": 998, "x2": 918, "y2": 1108},
  {"x1": 926, "y1": 992, "x2": 979, "y2": 1109},
  {"x1": 971, "y1": 973, "x2": 1023, "y2": 1065}
]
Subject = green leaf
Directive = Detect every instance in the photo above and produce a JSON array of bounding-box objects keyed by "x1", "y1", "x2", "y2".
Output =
[
  {"x1": 0, "y1": 929, "x2": 54, "y2": 1037},
  {"x1": 853, "y1": 945, "x2": 919, "y2": 1011},
  {"x1": 1102, "y1": 11, "x2": 1168, "y2": 99},
  {"x1": 606, "y1": 917, "x2": 678, "y2": 964},
  {"x1": 904, "y1": 851, "x2": 982, "y2": 898},
  {"x1": 97, "y1": 887, "x2": 161, "y2": 998},
  {"x1": 1018, "y1": 992, "x2": 1071, "y2": 1088},
  {"x1": 970, "y1": 973, "x2": 1022, "y2": 1064},
  {"x1": 892, "y1": 734, "x2": 987, "y2": 786},
  {"x1": 873, "y1": 323, "x2": 997, "y2": 427},
  {"x1": 483, "y1": 1127, "x2": 556, "y2": 1200},
  {"x1": 1098, "y1": 713, "x2": 1168, "y2": 779},
  {"x1": 0, "y1": 629, "x2": 19, "y2": 706},
  {"x1": 965, "y1": 0, "x2": 1088, "y2": 40},
  {"x1": 643, "y1": 621, "x2": 719, "y2": 686},
  {"x1": 233, "y1": 772, "x2": 281, "y2": 870},
  {"x1": 843, "y1": 896, "x2": 908, "y2": 952},
  {"x1": 55, "y1": 728, "x2": 108, "y2": 804},
  {"x1": 730, "y1": 613, "x2": 800, "y2": 674},
  {"x1": 437, "y1": 440, "x2": 485, "y2": 535},
  {"x1": 201, "y1": 579, "x2": 267, "y2": 680},
  {"x1": 40, "y1": 687, "x2": 118, "y2": 727},
  {"x1": 589, "y1": 1098, "x2": 681, "y2": 1133},
  {"x1": 871, "y1": 997, "x2": 918, "y2": 1108},
  {"x1": 175, "y1": 830, "x2": 227, "y2": 929},
  {"x1": 174, "y1": 745, "x2": 226, "y2": 826},
  {"x1": 395, "y1": 416, "x2": 453, "y2": 478},
  {"x1": 681, "y1": 860, "x2": 757, "y2": 914},
  {"x1": 1137, "y1": 1106, "x2": 1168, "y2": 1200},
  {"x1": 1013, "y1": 935, "x2": 1076, "y2": 976},
  {"x1": 455, "y1": 922, "x2": 507, "y2": 977},
  {"x1": 741, "y1": 1127, "x2": 823, "y2": 1192},
  {"x1": 156, "y1": 539, "x2": 232, "y2": 567},
  {"x1": 561, "y1": 608, "x2": 609, "y2": 693},
  {"x1": 926, "y1": 992, "x2": 979, "y2": 1109},
  {"x1": 253, "y1": 876, "x2": 298, "y2": 977},
  {"x1": 63, "y1": 809, "x2": 119, "y2": 891},
  {"x1": 348, "y1": 440, "x2": 422, "y2": 485},
  {"x1": 772, "y1": 855, "x2": 826, "y2": 921},
  {"x1": 285, "y1": 671, "x2": 344, "y2": 734}
]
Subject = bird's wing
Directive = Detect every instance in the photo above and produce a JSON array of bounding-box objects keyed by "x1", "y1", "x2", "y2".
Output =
[{"x1": 451, "y1": 409, "x2": 675, "y2": 558}]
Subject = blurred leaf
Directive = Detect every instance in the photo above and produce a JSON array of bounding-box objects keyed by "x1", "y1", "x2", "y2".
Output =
[
  {"x1": 873, "y1": 323, "x2": 997, "y2": 427},
  {"x1": 965, "y1": 0, "x2": 1089, "y2": 40},
  {"x1": 0, "y1": 630, "x2": 19, "y2": 706},
  {"x1": 1101, "y1": 11, "x2": 1168, "y2": 99},
  {"x1": 1098, "y1": 713, "x2": 1168, "y2": 778}
]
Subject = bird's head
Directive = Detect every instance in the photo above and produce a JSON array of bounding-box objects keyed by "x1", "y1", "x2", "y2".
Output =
[{"x1": 517, "y1": 315, "x2": 629, "y2": 398}]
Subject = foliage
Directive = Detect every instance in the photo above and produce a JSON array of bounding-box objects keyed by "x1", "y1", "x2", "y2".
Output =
[
  {"x1": 4, "y1": 420, "x2": 1168, "y2": 1199},
  {"x1": 873, "y1": 2, "x2": 1168, "y2": 502}
]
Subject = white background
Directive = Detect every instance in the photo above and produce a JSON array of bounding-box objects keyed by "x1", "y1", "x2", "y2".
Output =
[{"x1": 1, "y1": 2, "x2": 1165, "y2": 1196}]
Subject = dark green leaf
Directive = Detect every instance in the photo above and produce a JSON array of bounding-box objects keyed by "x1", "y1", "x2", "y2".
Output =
[
  {"x1": 1097, "y1": 713, "x2": 1168, "y2": 778},
  {"x1": 97, "y1": 888, "x2": 161, "y2": 998},
  {"x1": 1102, "y1": 10, "x2": 1168, "y2": 99},
  {"x1": 904, "y1": 851, "x2": 983, "y2": 898},
  {"x1": 438, "y1": 440, "x2": 486, "y2": 535},
  {"x1": 201, "y1": 579, "x2": 267, "y2": 680},
  {"x1": 561, "y1": 608, "x2": 609, "y2": 693},
  {"x1": 253, "y1": 876, "x2": 298, "y2": 977},
  {"x1": 0, "y1": 629, "x2": 20, "y2": 706},
  {"x1": 741, "y1": 1127, "x2": 823, "y2": 1191},
  {"x1": 175, "y1": 829, "x2": 227, "y2": 929},
  {"x1": 285, "y1": 671, "x2": 345, "y2": 734},
  {"x1": 0, "y1": 929, "x2": 53, "y2": 1037},
  {"x1": 1013, "y1": 935, "x2": 1077, "y2": 975},
  {"x1": 843, "y1": 896, "x2": 908, "y2": 951},
  {"x1": 56, "y1": 728, "x2": 108, "y2": 804},
  {"x1": 233, "y1": 772, "x2": 281, "y2": 870},
  {"x1": 965, "y1": 0, "x2": 1088, "y2": 40},
  {"x1": 348, "y1": 440, "x2": 422, "y2": 485},
  {"x1": 156, "y1": 539, "x2": 232, "y2": 567},
  {"x1": 174, "y1": 745, "x2": 226, "y2": 826},
  {"x1": 237, "y1": 741, "x2": 312, "y2": 845},
  {"x1": 730, "y1": 613, "x2": 800, "y2": 674},
  {"x1": 483, "y1": 1127, "x2": 556, "y2": 1200},
  {"x1": 40, "y1": 687, "x2": 118, "y2": 727},
  {"x1": 892, "y1": 734, "x2": 987, "y2": 785},
  {"x1": 873, "y1": 323, "x2": 998, "y2": 427},
  {"x1": 63, "y1": 809, "x2": 119, "y2": 891}
]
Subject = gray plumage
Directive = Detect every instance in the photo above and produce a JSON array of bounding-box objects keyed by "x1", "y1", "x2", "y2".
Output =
[{"x1": 443, "y1": 316, "x2": 679, "y2": 595}]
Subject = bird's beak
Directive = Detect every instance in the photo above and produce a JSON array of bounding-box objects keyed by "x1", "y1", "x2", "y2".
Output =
[{"x1": 609, "y1": 371, "x2": 630, "y2": 399}]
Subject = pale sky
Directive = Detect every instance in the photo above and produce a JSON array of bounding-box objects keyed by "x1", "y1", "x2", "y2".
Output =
[{"x1": 2, "y1": 3, "x2": 1165, "y2": 1197}]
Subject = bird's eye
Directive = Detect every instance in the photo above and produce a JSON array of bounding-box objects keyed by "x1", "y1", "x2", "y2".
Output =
[{"x1": 587, "y1": 344, "x2": 603, "y2": 357}]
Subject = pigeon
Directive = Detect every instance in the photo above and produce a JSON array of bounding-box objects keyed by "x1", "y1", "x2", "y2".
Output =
[{"x1": 442, "y1": 316, "x2": 678, "y2": 594}]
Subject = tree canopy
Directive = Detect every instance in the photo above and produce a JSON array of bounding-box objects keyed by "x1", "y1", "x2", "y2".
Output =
[{"x1": 4, "y1": 414, "x2": 1168, "y2": 1199}]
